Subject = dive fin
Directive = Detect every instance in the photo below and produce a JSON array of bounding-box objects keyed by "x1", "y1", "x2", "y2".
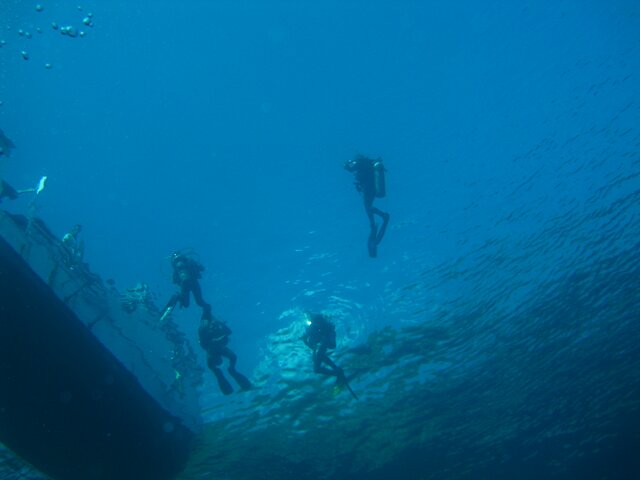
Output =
[
  {"x1": 336, "y1": 373, "x2": 359, "y2": 400},
  {"x1": 368, "y1": 234, "x2": 378, "y2": 258},
  {"x1": 228, "y1": 369, "x2": 252, "y2": 391},
  {"x1": 213, "y1": 368, "x2": 233, "y2": 395},
  {"x1": 159, "y1": 304, "x2": 175, "y2": 322},
  {"x1": 344, "y1": 382, "x2": 359, "y2": 401}
]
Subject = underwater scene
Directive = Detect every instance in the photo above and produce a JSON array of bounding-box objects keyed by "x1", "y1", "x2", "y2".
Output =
[{"x1": 1, "y1": 1, "x2": 639, "y2": 479}]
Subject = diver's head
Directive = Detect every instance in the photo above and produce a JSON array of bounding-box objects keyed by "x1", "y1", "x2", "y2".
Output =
[
  {"x1": 303, "y1": 311, "x2": 313, "y2": 325},
  {"x1": 305, "y1": 312, "x2": 328, "y2": 326},
  {"x1": 170, "y1": 251, "x2": 183, "y2": 264},
  {"x1": 344, "y1": 154, "x2": 367, "y2": 172},
  {"x1": 344, "y1": 159, "x2": 358, "y2": 172}
]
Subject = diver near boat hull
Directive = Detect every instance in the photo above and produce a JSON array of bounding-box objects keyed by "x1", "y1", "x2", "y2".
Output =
[
  {"x1": 161, "y1": 251, "x2": 212, "y2": 322},
  {"x1": 199, "y1": 316, "x2": 252, "y2": 395}
]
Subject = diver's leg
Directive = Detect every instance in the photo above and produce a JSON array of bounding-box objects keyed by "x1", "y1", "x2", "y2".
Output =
[
  {"x1": 222, "y1": 347, "x2": 252, "y2": 390},
  {"x1": 322, "y1": 355, "x2": 346, "y2": 384},
  {"x1": 314, "y1": 364, "x2": 340, "y2": 377},
  {"x1": 364, "y1": 204, "x2": 378, "y2": 257},
  {"x1": 318, "y1": 348, "x2": 354, "y2": 396},
  {"x1": 313, "y1": 347, "x2": 341, "y2": 378},
  {"x1": 223, "y1": 346, "x2": 238, "y2": 369},
  {"x1": 322, "y1": 355, "x2": 343, "y2": 376},
  {"x1": 372, "y1": 207, "x2": 390, "y2": 245},
  {"x1": 179, "y1": 282, "x2": 190, "y2": 308},
  {"x1": 364, "y1": 196, "x2": 376, "y2": 228},
  {"x1": 207, "y1": 352, "x2": 233, "y2": 395},
  {"x1": 191, "y1": 281, "x2": 212, "y2": 319},
  {"x1": 212, "y1": 368, "x2": 234, "y2": 395}
]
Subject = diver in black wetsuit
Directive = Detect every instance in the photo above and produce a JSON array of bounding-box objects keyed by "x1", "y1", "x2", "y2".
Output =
[
  {"x1": 199, "y1": 316, "x2": 252, "y2": 395},
  {"x1": 160, "y1": 251, "x2": 212, "y2": 321},
  {"x1": 344, "y1": 155, "x2": 390, "y2": 258},
  {"x1": 302, "y1": 313, "x2": 347, "y2": 384}
]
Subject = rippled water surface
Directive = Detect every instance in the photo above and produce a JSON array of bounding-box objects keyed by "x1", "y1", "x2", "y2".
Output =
[{"x1": 1, "y1": 1, "x2": 639, "y2": 479}]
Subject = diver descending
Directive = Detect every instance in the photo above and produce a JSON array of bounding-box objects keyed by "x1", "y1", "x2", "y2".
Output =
[
  {"x1": 160, "y1": 251, "x2": 212, "y2": 322},
  {"x1": 199, "y1": 316, "x2": 252, "y2": 395},
  {"x1": 301, "y1": 312, "x2": 358, "y2": 400},
  {"x1": 344, "y1": 155, "x2": 390, "y2": 258}
]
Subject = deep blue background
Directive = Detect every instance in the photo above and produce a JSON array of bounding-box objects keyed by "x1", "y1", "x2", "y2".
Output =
[{"x1": 1, "y1": 0, "x2": 638, "y2": 372}]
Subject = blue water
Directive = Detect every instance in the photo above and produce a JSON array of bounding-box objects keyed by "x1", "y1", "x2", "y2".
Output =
[{"x1": 1, "y1": 1, "x2": 639, "y2": 479}]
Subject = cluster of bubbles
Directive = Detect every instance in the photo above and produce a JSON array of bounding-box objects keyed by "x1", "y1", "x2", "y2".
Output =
[
  {"x1": 52, "y1": 10, "x2": 93, "y2": 39},
  {"x1": 0, "y1": 4, "x2": 95, "y2": 71}
]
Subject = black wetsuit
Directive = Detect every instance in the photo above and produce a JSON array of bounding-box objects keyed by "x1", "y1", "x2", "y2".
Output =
[
  {"x1": 163, "y1": 254, "x2": 212, "y2": 320},
  {"x1": 199, "y1": 317, "x2": 252, "y2": 395},
  {"x1": 345, "y1": 156, "x2": 390, "y2": 258},
  {"x1": 302, "y1": 314, "x2": 345, "y2": 383}
]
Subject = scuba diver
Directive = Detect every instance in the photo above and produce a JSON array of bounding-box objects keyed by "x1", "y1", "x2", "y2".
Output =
[
  {"x1": 344, "y1": 155, "x2": 390, "y2": 258},
  {"x1": 199, "y1": 315, "x2": 252, "y2": 395},
  {"x1": 62, "y1": 224, "x2": 85, "y2": 266},
  {"x1": 301, "y1": 312, "x2": 358, "y2": 400},
  {"x1": 160, "y1": 251, "x2": 212, "y2": 322}
]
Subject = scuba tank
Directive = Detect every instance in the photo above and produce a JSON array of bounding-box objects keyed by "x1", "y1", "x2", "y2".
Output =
[{"x1": 373, "y1": 159, "x2": 386, "y2": 198}]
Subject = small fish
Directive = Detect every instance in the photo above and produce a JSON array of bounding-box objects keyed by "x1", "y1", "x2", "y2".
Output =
[{"x1": 0, "y1": 128, "x2": 16, "y2": 157}]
